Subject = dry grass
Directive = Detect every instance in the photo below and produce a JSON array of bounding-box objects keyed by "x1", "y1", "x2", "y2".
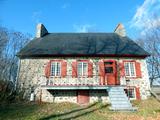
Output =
[{"x1": 0, "y1": 97, "x2": 160, "y2": 120}]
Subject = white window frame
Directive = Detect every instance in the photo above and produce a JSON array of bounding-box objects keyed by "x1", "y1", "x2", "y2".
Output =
[
  {"x1": 50, "y1": 62, "x2": 61, "y2": 77},
  {"x1": 125, "y1": 88, "x2": 136, "y2": 100},
  {"x1": 77, "y1": 62, "x2": 88, "y2": 77},
  {"x1": 124, "y1": 62, "x2": 136, "y2": 77}
]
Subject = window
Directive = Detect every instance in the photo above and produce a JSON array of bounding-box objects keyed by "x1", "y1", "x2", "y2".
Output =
[
  {"x1": 124, "y1": 62, "x2": 136, "y2": 77},
  {"x1": 105, "y1": 67, "x2": 113, "y2": 73},
  {"x1": 104, "y1": 62, "x2": 113, "y2": 65},
  {"x1": 124, "y1": 88, "x2": 136, "y2": 100},
  {"x1": 104, "y1": 61, "x2": 114, "y2": 74},
  {"x1": 51, "y1": 62, "x2": 61, "y2": 76},
  {"x1": 78, "y1": 62, "x2": 88, "y2": 76}
]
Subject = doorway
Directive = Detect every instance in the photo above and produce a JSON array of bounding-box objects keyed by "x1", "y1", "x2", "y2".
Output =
[
  {"x1": 77, "y1": 90, "x2": 89, "y2": 104},
  {"x1": 104, "y1": 60, "x2": 118, "y2": 85}
]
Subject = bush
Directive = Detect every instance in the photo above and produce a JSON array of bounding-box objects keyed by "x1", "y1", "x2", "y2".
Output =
[{"x1": 0, "y1": 80, "x2": 26, "y2": 103}]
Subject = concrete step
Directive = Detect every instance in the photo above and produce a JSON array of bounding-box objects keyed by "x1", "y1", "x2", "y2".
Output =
[
  {"x1": 112, "y1": 104, "x2": 132, "y2": 108},
  {"x1": 110, "y1": 97, "x2": 129, "y2": 101},
  {"x1": 111, "y1": 105, "x2": 132, "y2": 109},
  {"x1": 111, "y1": 102, "x2": 132, "y2": 106},
  {"x1": 109, "y1": 89, "x2": 124, "y2": 92},
  {"x1": 111, "y1": 100, "x2": 131, "y2": 104},
  {"x1": 109, "y1": 107, "x2": 137, "y2": 111},
  {"x1": 108, "y1": 86, "x2": 136, "y2": 111},
  {"x1": 109, "y1": 91, "x2": 124, "y2": 95},
  {"x1": 108, "y1": 93, "x2": 126, "y2": 97},
  {"x1": 109, "y1": 94, "x2": 128, "y2": 98}
]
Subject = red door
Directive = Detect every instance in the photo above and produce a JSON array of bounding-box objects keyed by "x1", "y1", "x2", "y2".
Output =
[
  {"x1": 104, "y1": 60, "x2": 118, "y2": 85},
  {"x1": 77, "y1": 90, "x2": 89, "y2": 104}
]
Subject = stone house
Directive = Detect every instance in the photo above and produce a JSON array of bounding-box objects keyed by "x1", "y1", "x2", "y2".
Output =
[{"x1": 17, "y1": 23, "x2": 150, "y2": 110}]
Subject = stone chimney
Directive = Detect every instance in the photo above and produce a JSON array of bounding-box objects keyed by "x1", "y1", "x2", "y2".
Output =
[
  {"x1": 36, "y1": 23, "x2": 48, "y2": 38},
  {"x1": 114, "y1": 23, "x2": 126, "y2": 37}
]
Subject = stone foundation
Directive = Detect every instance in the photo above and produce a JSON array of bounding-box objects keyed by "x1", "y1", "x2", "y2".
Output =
[
  {"x1": 89, "y1": 90, "x2": 109, "y2": 103},
  {"x1": 41, "y1": 90, "x2": 109, "y2": 103}
]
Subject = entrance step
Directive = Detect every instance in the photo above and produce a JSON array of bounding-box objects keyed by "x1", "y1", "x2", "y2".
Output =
[{"x1": 108, "y1": 86, "x2": 137, "y2": 111}]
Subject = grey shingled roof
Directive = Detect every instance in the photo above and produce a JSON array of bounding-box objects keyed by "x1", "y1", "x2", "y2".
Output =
[{"x1": 17, "y1": 33, "x2": 149, "y2": 57}]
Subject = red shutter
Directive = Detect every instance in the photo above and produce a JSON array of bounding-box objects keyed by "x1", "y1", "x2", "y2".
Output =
[
  {"x1": 99, "y1": 61, "x2": 105, "y2": 76},
  {"x1": 72, "y1": 61, "x2": 77, "y2": 78},
  {"x1": 88, "y1": 61, "x2": 93, "y2": 78},
  {"x1": 45, "y1": 61, "x2": 51, "y2": 78},
  {"x1": 61, "y1": 60, "x2": 67, "y2": 78},
  {"x1": 136, "y1": 87, "x2": 141, "y2": 100},
  {"x1": 135, "y1": 62, "x2": 142, "y2": 78},
  {"x1": 119, "y1": 62, "x2": 125, "y2": 77},
  {"x1": 99, "y1": 61, "x2": 105, "y2": 85}
]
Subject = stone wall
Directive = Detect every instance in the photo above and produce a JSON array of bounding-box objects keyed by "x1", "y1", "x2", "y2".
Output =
[
  {"x1": 41, "y1": 90, "x2": 109, "y2": 103},
  {"x1": 89, "y1": 90, "x2": 109, "y2": 103},
  {"x1": 17, "y1": 57, "x2": 150, "y2": 102},
  {"x1": 119, "y1": 59, "x2": 151, "y2": 99}
]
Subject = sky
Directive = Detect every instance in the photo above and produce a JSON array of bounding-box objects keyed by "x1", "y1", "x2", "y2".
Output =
[{"x1": 0, "y1": 0, "x2": 160, "y2": 39}]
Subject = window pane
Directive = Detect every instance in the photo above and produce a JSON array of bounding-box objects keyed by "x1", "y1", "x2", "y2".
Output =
[
  {"x1": 51, "y1": 63, "x2": 56, "y2": 76},
  {"x1": 130, "y1": 63, "x2": 135, "y2": 76},
  {"x1": 125, "y1": 88, "x2": 135, "y2": 99},
  {"x1": 104, "y1": 62, "x2": 113, "y2": 65},
  {"x1": 128, "y1": 89, "x2": 135, "y2": 98},
  {"x1": 51, "y1": 62, "x2": 61, "y2": 76},
  {"x1": 56, "y1": 62, "x2": 61, "y2": 76},
  {"x1": 78, "y1": 62, "x2": 88, "y2": 76},
  {"x1": 83, "y1": 63, "x2": 88, "y2": 76},
  {"x1": 105, "y1": 67, "x2": 113, "y2": 73},
  {"x1": 124, "y1": 63, "x2": 130, "y2": 76},
  {"x1": 78, "y1": 62, "x2": 82, "y2": 76}
]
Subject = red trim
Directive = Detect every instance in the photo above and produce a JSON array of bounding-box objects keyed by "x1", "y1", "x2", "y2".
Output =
[
  {"x1": 20, "y1": 54, "x2": 149, "y2": 58},
  {"x1": 78, "y1": 60, "x2": 89, "y2": 62},
  {"x1": 123, "y1": 60, "x2": 136, "y2": 62},
  {"x1": 88, "y1": 61, "x2": 93, "y2": 78},
  {"x1": 104, "y1": 60, "x2": 118, "y2": 85},
  {"x1": 72, "y1": 61, "x2": 77, "y2": 78},
  {"x1": 125, "y1": 86, "x2": 141, "y2": 100},
  {"x1": 123, "y1": 60, "x2": 142, "y2": 78},
  {"x1": 50, "y1": 60, "x2": 63, "y2": 62},
  {"x1": 123, "y1": 60, "x2": 136, "y2": 78},
  {"x1": 77, "y1": 60, "x2": 93, "y2": 78},
  {"x1": 45, "y1": 61, "x2": 51, "y2": 78},
  {"x1": 119, "y1": 62, "x2": 125, "y2": 77},
  {"x1": 103, "y1": 60, "x2": 116, "y2": 62},
  {"x1": 46, "y1": 84, "x2": 119, "y2": 87},
  {"x1": 99, "y1": 60, "x2": 105, "y2": 85},
  {"x1": 47, "y1": 60, "x2": 67, "y2": 78},
  {"x1": 136, "y1": 87, "x2": 141, "y2": 100},
  {"x1": 77, "y1": 90, "x2": 89, "y2": 104},
  {"x1": 135, "y1": 62, "x2": 142, "y2": 78},
  {"x1": 104, "y1": 60, "x2": 116, "y2": 75},
  {"x1": 61, "y1": 60, "x2": 67, "y2": 78}
]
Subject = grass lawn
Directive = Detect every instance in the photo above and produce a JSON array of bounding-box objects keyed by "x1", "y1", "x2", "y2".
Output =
[{"x1": 0, "y1": 97, "x2": 160, "y2": 120}]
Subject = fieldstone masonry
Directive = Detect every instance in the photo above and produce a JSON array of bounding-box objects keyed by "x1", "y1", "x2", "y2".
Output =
[{"x1": 18, "y1": 57, "x2": 151, "y2": 103}]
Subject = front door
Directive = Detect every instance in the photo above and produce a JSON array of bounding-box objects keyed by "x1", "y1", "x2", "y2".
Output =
[
  {"x1": 104, "y1": 60, "x2": 117, "y2": 85},
  {"x1": 77, "y1": 90, "x2": 89, "y2": 104}
]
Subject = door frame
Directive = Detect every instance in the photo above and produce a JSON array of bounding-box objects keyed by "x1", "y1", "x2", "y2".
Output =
[
  {"x1": 77, "y1": 90, "x2": 89, "y2": 104},
  {"x1": 103, "y1": 60, "x2": 118, "y2": 85}
]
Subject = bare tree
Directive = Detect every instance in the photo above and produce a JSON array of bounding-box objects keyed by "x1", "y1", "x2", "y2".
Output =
[
  {"x1": 0, "y1": 26, "x2": 31, "y2": 102},
  {"x1": 136, "y1": 19, "x2": 160, "y2": 86}
]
